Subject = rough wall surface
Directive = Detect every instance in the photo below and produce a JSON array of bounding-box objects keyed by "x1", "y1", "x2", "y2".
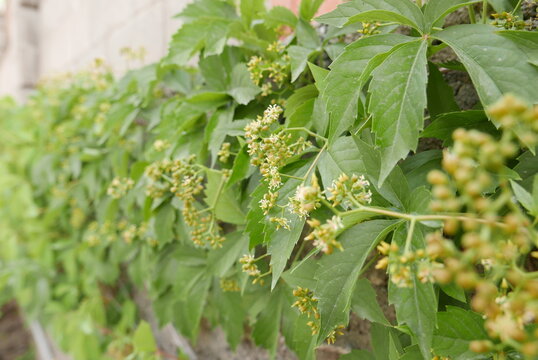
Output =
[{"x1": 0, "y1": 0, "x2": 190, "y2": 100}]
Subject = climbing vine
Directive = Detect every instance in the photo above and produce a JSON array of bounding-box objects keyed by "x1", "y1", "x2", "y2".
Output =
[{"x1": 1, "y1": 0, "x2": 538, "y2": 359}]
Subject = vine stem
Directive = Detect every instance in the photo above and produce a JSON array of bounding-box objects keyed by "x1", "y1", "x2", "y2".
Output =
[
  {"x1": 342, "y1": 205, "x2": 508, "y2": 229},
  {"x1": 416, "y1": 0, "x2": 422, "y2": 8},
  {"x1": 303, "y1": 143, "x2": 328, "y2": 183},
  {"x1": 482, "y1": 0, "x2": 488, "y2": 23},
  {"x1": 404, "y1": 218, "x2": 417, "y2": 254},
  {"x1": 468, "y1": 5, "x2": 477, "y2": 24},
  {"x1": 512, "y1": 0, "x2": 523, "y2": 14},
  {"x1": 284, "y1": 127, "x2": 328, "y2": 142}
]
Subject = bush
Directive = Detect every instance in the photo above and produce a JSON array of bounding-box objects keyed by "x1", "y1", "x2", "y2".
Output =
[{"x1": 1, "y1": 0, "x2": 538, "y2": 359}]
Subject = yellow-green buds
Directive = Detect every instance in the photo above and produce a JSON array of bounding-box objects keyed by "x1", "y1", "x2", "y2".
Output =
[{"x1": 305, "y1": 216, "x2": 344, "y2": 254}]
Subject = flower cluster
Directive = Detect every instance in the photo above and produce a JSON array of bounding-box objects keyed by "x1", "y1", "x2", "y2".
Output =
[
  {"x1": 239, "y1": 254, "x2": 266, "y2": 285},
  {"x1": 491, "y1": 11, "x2": 527, "y2": 30},
  {"x1": 153, "y1": 139, "x2": 170, "y2": 152},
  {"x1": 247, "y1": 41, "x2": 290, "y2": 93},
  {"x1": 107, "y1": 177, "x2": 134, "y2": 199},
  {"x1": 326, "y1": 174, "x2": 372, "y2": 208},
  {"x1": 423, "y1": 96, "x2": 538, "y2": 354},
  {"x1": 305, "y1": 216, "x2": 344, "y2": 255},
  {"x1": 292, "y1": 287, "x2": 319, "y2": 319},
  {"x1": 326, "y1": 325, "x2": 346, "y2": 345},
  {"x1": 217, "y1": 142, "x2": 231, "y2": 163},
  {"x1": 358, "y1": 22, "x2": 381, "y2": 36},
  {"x1": 145, "y1": 157, "x2": 225, "y2": 248},
  {"x1": 288, "y1": 175, "x2": 322, "y2": 218},
  {"x1": 245, "y1": 105, "x2": 310, "y2": 190},
  {"x1": 292, "y1": 287, "x2": 321, "y2": 335},
  {"x1": 220, "y1": 278, "x2": 240, "y2": 292}
]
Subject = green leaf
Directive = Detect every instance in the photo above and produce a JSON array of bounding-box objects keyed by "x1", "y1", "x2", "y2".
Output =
[
  {"x1": 487, "y1": 0, "x2": 519, "y2": 12},
  {"x1": 299, "y1": 0, "x2": 324, "y2": 21},
  {"x1": 320, "y1": 34, "x2": 414, "y2": 141},
  {"x1": 252, "y1": 285, "x2": 285, "y2": 357},
  {"x1": 370, "y1": 323, "x2": 402, "y2": 360},
  {"x1": 315, "y1": 220, "x2": 400, "y2": 340},
  {"x1": 388, "y1": 226, "x2": 436, "y2": 359},
  {"x1": 319, "y1": 136, "x2": 409, "y2": 209},
  {"x1": 177, "y1": 0, "x2": 237, "y2": 23},
  {"x1": 207, "y1": 232, "x2": 249, "y2": 277},
  {"x1": 269, "y1": 214, "x2": 305, "y2": 289},
  {"x1": 432, "y1": 306, "x2": 489, "y2": 359},
  {"x1": 282, "y1": 257, "x2": 318, "y2": 290},
  {"x1": 307, "y1": 62, "x2": 329, "y2": 86},
  {"x1": 422, "y1": 110, "x2": 497, "y2": 146},
  {"x1": 240, "y1": 0, "x2": 265, "y2": 26},
  {"x1": 204, "y1": 169, "x2": 246, "y2": 224},
  {"x1": 352, "y1": 278, "x2": 391, "y2": 326},
  {"x1": 497, "y1": 30, "x2": 538, "y2": 60},
  {"x1": 264, "y1": 6, "x2": 297, "y2": 28},
  {"x1": 217, "y1": 289, "x2": 247, "y2": 350},
  {"x1": 340, "y1": 350, "x2": 376, "y2": 360},
  {"x1": 227, "y1": 146, "x2": 253, "y2": 187},
  {"x1": 440, "y1": 282, "x2": 467, "y2": 303},
  {"x1": 426, "y1": 62, "x2": 459, "y2": 118},
  {"x1": 289, "y1": 46, "x2": 315, "y2": 82},
  {"x1": 172, "y1": 275, "x2": 211, "y2": 340},
  {"x1": 510, "y1": 180, "x2": 538, "y2": 216},
  {"x1": 153, "y1": 204, "x2": 175, "y2": 244},
  {"x1": 133, "y1": 321, "x2": 157, "y2": 353},
  {"x1": 297, "y1": 19, "x2": 321, "y2": 50},
  {"x1": 317, "y1": 0, "x2": 424, "y2": 32},
  {"x1": 207, "y1": 107, "x2": 235, "y2": 165},
  {"x1": 229, "y1": 63, "x2": 261, "y2": 105},
  {"x1": 284, "y1": 85, "x2": 319, "y2": 118},
  {"x1": 423, "y1": 0, "x2": 481, "y2": 30},
  {"x1": 369, "y1": 39, "x2": 429, "y2": 185},
  {"x1": 400, "y1": 150, "x2": 443, "y2": 189},
  {"x1": 163, "y1": 19, "x2": 233, "y2": 66},
  {"x1": 434, "y1": 25, "x2": 538, "y2": 107},
  {"x1": 245, "y1": 182, "x2": 270, "y2": 248}
]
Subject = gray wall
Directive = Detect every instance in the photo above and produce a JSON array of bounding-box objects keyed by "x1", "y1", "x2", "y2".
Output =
[{"x1": 0, "y1": 0, "x2": 190, "y2": 101}]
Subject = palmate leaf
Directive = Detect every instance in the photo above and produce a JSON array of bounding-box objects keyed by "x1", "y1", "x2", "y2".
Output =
[
  {"x1": 432, "y1": 306, "x2": 489, "y2": 359},
  {"x1": 319, "y1": 34, "x2": 414, "y2": 141},
  {"x1": 316, "y1": 0, "x2": 424, "y2": 32},
  {"x1": 269, "y1": 214, "x2": 305, "y2": 289},
  {"x1": 423, "y1": 0, "x2": 481, "y2": 30},
  {"x1": 388, "y1": 225, "x2": 436, "y2": 359},
  {"x1": 369, "y1": 39, "x2": 429, "y2": 185},
  {"x1": 434, "y1": 25, "x2": 538, "y2": 107},
  {"x1": 163, "y1": 19, "x2": 234, "y2": 66},
  {"x1": 315, "y1": 220, "x2": 400, "y2": 341}
]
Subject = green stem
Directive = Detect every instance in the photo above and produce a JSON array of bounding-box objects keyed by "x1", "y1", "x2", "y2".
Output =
[
  {"x1": 210, "y1": 175, "x2": 226, "y2": 209},
  {"x1": 468, "y1": 5, "x2": 477, "y2": 24},
  {"x1": 482, "y1": 0, "x2": 488, "y2": 24},
  {"x1": 321, "y1": 198, "x2": 341, "y2": 216},
  {"x1": 512, "y1": 0, "x2": 523, "y2": 14},
  {"x1": 254, "y1": 253, "x2": 271, "y2": 262},
  {"x1": 404, "y1": 218, "x2": 417, "y2": 254},
  {"x1": 343, "y1": 205, "x2": 508, "y2": 229},
  {"x1": 280, "y1": 173, "x2": 305, "y2": 181},
  {"x1": 416, "y1": 0, "x2": 423, "y2": 8},
  {"x1": 358, "y1": 254, "x2": 379, "y2": 278},
  {"x1": 284, "y1": 127, "x2": 328, "y2": 142},
  {"x1": 303, "y1": 143, "x2": 328, "y2": 183}
]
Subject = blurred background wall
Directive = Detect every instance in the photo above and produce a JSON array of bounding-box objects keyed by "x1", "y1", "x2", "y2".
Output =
[{"x1": 0, "y1": 0, "x2": 341, "y2": 101}]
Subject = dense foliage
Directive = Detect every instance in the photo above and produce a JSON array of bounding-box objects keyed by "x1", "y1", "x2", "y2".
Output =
[{"x1": 1, "y1": 0, "x2": 538, "y2": 359}]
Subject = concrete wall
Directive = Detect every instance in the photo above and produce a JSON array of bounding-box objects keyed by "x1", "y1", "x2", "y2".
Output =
[{"x1": 0, "y1": 0, "x2": 342, "y2": 100}]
